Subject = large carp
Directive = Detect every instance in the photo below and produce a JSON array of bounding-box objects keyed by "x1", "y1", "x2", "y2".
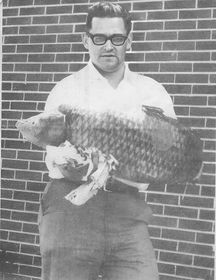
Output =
[{"x1": 16, "y1": 104, "x2": 203, "y2": 184}]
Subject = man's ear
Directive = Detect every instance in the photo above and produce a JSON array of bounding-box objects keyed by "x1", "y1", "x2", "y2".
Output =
[
  {"x1": 82, "y1": 33, "x2": 89, "y2": 50},
  {"x1": 126, "y1": 32, "x2": 132, "y2": 51}
]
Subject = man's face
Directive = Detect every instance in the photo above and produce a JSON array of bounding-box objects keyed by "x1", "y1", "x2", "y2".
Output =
[{"x1": 83, "y1": 17, "x2": 132, "y2": 73}]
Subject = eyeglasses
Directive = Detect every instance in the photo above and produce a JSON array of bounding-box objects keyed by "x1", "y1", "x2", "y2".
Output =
[{"x1": 87, "y1": 32, "x2": 128, "y2": 46}]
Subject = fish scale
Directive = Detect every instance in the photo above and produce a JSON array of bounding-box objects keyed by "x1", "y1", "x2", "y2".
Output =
[{"x1": 16, "y1": 104, "x2": 203, "y2": 184}]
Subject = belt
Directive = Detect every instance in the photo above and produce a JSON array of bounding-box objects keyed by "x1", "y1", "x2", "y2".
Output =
[{"x1": 104, "y1": 177, "x2": 139, "y2": 195}]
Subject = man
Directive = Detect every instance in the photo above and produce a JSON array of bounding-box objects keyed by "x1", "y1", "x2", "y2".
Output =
[{"x1": 39, "y1": 2, "x2": 176, "y2": 280}]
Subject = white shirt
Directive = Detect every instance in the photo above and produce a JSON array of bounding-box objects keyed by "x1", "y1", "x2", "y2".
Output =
[{"x1": 45, "y1": 61, "x2": 176, "y2": 119}]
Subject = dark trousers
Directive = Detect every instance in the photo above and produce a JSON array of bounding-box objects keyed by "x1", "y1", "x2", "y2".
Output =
[{"x1": 39, "y1": 179, "x2": 159, "y2": 280}]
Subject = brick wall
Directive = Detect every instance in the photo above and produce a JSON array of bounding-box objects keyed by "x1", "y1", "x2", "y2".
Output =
[{"x1": 1, "y1": 0, "x2": 215, "y2": 279}]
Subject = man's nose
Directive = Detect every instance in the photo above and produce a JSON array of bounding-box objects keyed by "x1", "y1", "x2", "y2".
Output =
[{"x1": 104, "y1": 39, "x2": 114, "y2": 50}]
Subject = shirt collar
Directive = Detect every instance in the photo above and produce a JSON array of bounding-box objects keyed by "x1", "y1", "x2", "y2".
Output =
[{"x1": 87, "y1": 60, "x2": 131, "y2": 85}]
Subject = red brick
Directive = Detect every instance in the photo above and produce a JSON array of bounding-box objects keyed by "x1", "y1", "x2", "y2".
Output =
[
  {"x1": 72, "y1": 44, "x2": 87, "y2": 52},
  {"x1": 178, "y1": 52, "x2": 210, "y2": 61},
  {"x1": 179, "y1": 30, "x2": 210, "y2": 40},
  {"x1": 194, "y1": 63, "x2": 216, "y2": 72},
  {"x1": 35, "y1": 0, "x2": 60, "y2": 4},
  {"x1": 2, "y1": 179, "x2": 26, "y2": 190},
  {"x1": 132, "y1": 42, "x2": 161, "y2": 51},
  {"x1": 3, "y1": 54, "x2": 27, "y2": 62},
  {"x1": 180, "y1": 64, "x2": 197, "y2": 81},
  {"x1": 151, "y1": 215, "x2": 177, "y2": 227},
  {"x1": 17, "y1": 151, "x2": 44, "y2": 161},
  {"x1": 158, "y1": 262, "x2": 175, "y2": 274},
  {"x1": 14, "y1": 191, "x2": 40, "y2": 202},
  {"x1": 206, "y1": 118, "x2": 216, "y2": 127},
  {"x1": 160, "y1": 251, "x2": 192, "y2": 265},
  {"x1": 1, "y1": 169, "x2": 15, "y2": 179},
  {"x1": 9, "y1": 0, "x2": 33, "y2": 6},
  {"x1": 39, "y1": 83, "x2": 55, "y2": 92},
  {"x1": 74, "y1": 24, "x2": 86, "y2": 33},
  {"x1": 11, "y1": 102, "x2": 36, "y2": 110},
  {"x1": 179, "y1": 9, "x2": 211, "y2": 19},
  {"x1": 151, "y1": 238, "x2": 177, "y2": 251},
  {"x1": 7, "y1": 252, "x2": 33, "y2": 265},
  {"x1": 20, "y1": 7, "x2": 45, "y2": 15},
  {"x1": 1, "y1": 220, "x2": 22, "y2": 231},
  {"x1": 164, "y1": 84, "x2": 191, "y2": 94},
  {"x1": 190, "y1": 107, "x2": 216, "y2": 117},
  {"x1": 9, "y1": 232, "x2": 35, "y2": 244},
  {"x1": 56, "y1": 53, "x2": 83, "y2": 62},
  {"x1": 165, "y1": 0, "x2": 196, "y2": 9},
  {"x1": 196, "y1": 41, "x2": 216, "y2": 50},
  {"x1": 19, "y1": 265, "x2": 41, "y2": 277},
  {"x1": 15, "y1": 170, "x2": 42, "y2": 181},
  {"x1": 12, "y1": 211, "x2": 38, "y2": 223},
  {"x1": 57, "y1": 33, "x2": 81, "y2": 43},
  {"x1": 7, "y1": 16, "x2": 31, "y2": 25},
  {"x1": 1, "y1": 241, "x2": 20, "y2": 252},
  {"x1": 163, "y1": 41, "x2": 195, "y2": 50},
  {"x1": 196, "y1": 232, "x2": 215, "y2": 244},
  {"x1": 147, "y1": 193, "x2": 178, "y2": 205},
  {"x1": 133, "y1": 21, "x2": 163, "y2": 31},
  {"x1": 131, "y1": 11, "x2": 146, "y2": 21},
  {"x1": 131, "y1": 32, "x2": 145, "y2": 41},
  {"x1": 73, "y1": 4, "x2": 89, "y2": 13},
  {"x1": 180, "y1": 196, "x2": 214, "y2": 208},
  {"x1": 30, "y1": 34, "x2": 56, "y2": 43},
  {"x1": 44, "y1": 43, "x2": 71, "y2": 52},
  {"x1": 2, "y1": 159, "x2": 28, "y2": 169},
  {"x1": 129, "y1": 63, "x2": 159, "y2": 72},
  {"x1": 60, "y1": 14, "x2": 86, "y2": 23},
  {"x1": 4, "y1": 35, "x2": 29, "y2": 44},
  {"x1": 13, "y1": 83, "x2": 38, "y2": 91},
  {"x1": 47, "y1": 25, "x2": 73, "y2": 34},
  {"x1": 21, "y1": 244, "x2": 40, "y2": 255},
  {"x1": 20, "y1": 26, "x2": 45, "y2": 34},
  {"x1": 27, "y1": 73, "x2": 53, "y2": 82},
  {"x1": 165, "y1": 20, "x2": 196, "y2": 30},
  {"x1": 210, "y1": 74, "x2": 216, "y2": 83},
  {"x1": 162, "y1": 228, "x2": 195, "y2": 241},
  {"x1": 1, "y1": 150, "x2": 17, "y2": 159},
  {"x1": 193, "y1": 85, "x2": 216, "y2": 95},
  {"x1": 198, "y1": 0, "x2": 216, "y2": 7},
  {"x1": 145, "y1": 73, "x2": 174, "y2": 83},
  {"x1": 199, "y1": 209, "x2": 215, "y2": 221},
  {"x1": 15, "y1": 64, "x2": 41, "y2": 72},
  {"x1": 204, "y1": 140, "x2": 215, "y2": 151},
  {"x1": 3, "y1": 26, "x2": 18, "y2": 34},
  {"x1": 17, "y1": 44, "x2": 43, "y2": 53},
  {"x1": 46, "y1": 5, "x2": 72, "y2": 14},
  {"x1": 2, "y1": 73, "x2": 25, "y2": 81},
  {"x1": 32, "y1": 15, "x2": 59, "y2": 24},
  {"x1": 133, "y1": 1, "x2": 163, "y2": 10},
  {"x1": 179, "y1": 219, "x2": 213, "y2": 232},
  {"x1": 28, "y1": 53, "x2": 55, "y2": 62},
  {"x1": 3, "y1": 8, "x2": 19, "y2": 16},
  {"x1": 198, "y1": 19, "x2": 216, "y2": 29},
  {"x1": 1, "y1": 199, "x2": 25, "y2": 210},
  {"x1": 146, "y1": 31, "x2": 177, "y2": 41},
  {"x1": 41, "y1": 63, "x2": 68, "y2": 72},
  {"x1": 25, "y1": 202, "x2": 40, "y2": 213},
  {"x1": 164, "y1": 205, "x2": 198, "y2": 218},
  {"x1": 179, "y1": 242, "x2": 213, "y2": 256},
  {"x1": 23, "y1": 223, "x2": 39, "y2": 234},
  {"x1": 1, "y1": 262, "x2": 19, "y2": 274},
  {"x1": 148, "y1": 10, "x2": 178, "y2": 20}
]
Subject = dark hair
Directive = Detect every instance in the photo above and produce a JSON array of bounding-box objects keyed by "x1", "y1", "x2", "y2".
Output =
[{"x1": 86, "y1": 1, "x2": 132, "y2": 34}]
